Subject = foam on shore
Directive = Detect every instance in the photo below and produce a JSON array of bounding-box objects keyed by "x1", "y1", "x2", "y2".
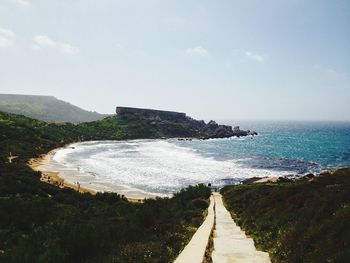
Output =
[
  {"x1": 45, "y1": 140, "x2": 290, "y2": 196},
  {"x1": 29, "y1": 145, "x2": 160, "y2": 199}
]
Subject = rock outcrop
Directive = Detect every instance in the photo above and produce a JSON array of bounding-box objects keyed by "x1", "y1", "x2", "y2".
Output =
[
  {"x1": 116, "y1": 106, "x2": 257, "y2": 139},
  {"x1": 116, "y1": 107, "x2": 186, "y2": 121}
]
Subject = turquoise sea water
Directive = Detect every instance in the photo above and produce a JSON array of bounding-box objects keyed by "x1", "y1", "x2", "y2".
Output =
[
  {"x1": 55, "y1": 121, "x2": 350, "y2": 195},
  {"x1": 175, "y1": 121, "x2": 350, "y2": 175}
]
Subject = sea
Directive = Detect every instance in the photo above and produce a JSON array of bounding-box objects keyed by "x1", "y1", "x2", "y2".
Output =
[{"x1": 53, "y1": 121, "x2": 350, "y2": 196}]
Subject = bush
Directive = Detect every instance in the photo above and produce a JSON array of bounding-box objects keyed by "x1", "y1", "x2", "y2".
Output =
[
  {"x1": 192, "y1": 198, "x2": 209, "y2": 209},
  {"x1": 0, "y1": 111, "x2": 212, "y2": 262},
  {"x1": 221, "y1": 169, "x2": 350, "y2": 262}
]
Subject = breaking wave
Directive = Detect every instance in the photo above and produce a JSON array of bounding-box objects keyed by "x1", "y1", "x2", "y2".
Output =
[{"x1": 53, "y1": 139, "x2": 290, "y2": 195}]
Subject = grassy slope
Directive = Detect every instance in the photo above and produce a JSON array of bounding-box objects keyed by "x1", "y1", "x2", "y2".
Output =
[
  {"x1": 75, "y1": 114, "x2": 195, "y2": 140},
  {"x1": 0, "y1": 112, "x2": 195, "y2": 162},
  {"x1": 221, "y1": 170, "x2": 350, "y2": 263},
  {"x1": 0, "y1": 94, "x2": 107, "y2": 123},
  {"x1": 0, "y1": 111, "x2": 211, "y2": 262}
]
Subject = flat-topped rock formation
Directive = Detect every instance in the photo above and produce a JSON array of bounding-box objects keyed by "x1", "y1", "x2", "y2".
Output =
[
  {"x1": 116, "y1": 106, "x2": 187, "y2": 121},
  {"x1": 116, "y1": 106, "x2": 257, "y2": 139}
]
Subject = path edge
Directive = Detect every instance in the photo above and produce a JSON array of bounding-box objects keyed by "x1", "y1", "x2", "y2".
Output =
[{"x1": 174, "y1": 194, "x2": 215, "y2": 263}]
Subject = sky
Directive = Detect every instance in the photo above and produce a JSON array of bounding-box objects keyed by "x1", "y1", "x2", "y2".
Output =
[{"x1": 0, "y1": 0, "x2": 349, "y2": 121}]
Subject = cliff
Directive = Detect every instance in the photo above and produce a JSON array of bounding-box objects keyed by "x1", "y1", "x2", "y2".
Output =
[
  {"x1": 116, "y1": 106, "x2": 256, "y2": 139},
  {"x1": 116, "y1": 106, "x2": 186, "y2": 121}
]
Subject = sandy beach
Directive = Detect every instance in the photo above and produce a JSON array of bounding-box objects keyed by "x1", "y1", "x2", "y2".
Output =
[
  {"x1": 27, "y1": 142, "x2": 282, "y2": 201},
  {"x1": 28, "y1": 149, "x2": 96, "y2": 195},
  {"x1": 28, "y1": 144, "x2": 160, "y2": 201}
]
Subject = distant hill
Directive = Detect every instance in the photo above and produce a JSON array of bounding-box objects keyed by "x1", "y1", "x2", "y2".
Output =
[{"x1": 0, "y1": 94, "x2": 108, "y2": 123}]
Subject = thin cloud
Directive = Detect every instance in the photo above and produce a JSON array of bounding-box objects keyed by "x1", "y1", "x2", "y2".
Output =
[
  {"x1": 60, "y1": 43, "x2": 80, "y2": 54},
  {"x1": 8, "y1": 0, "x2": 31, "y2": 8},
  {"x1": 31, "y1": 44, "x2": 41, "y2": 51},
  {"x1": 186, "y1": 46, "x2": 209, "y2": 57},
  {"x1": 326, "y1": 68, "x2": 338, "y2": 75},
  {"x1": 245, "y1": 51, "x2": 265, "y2": 62},
  {"x1": 33, "y1": 34, "x2": 79, "y2": 55},
  {"x1": 326, "y1": 68, "x2": 348, "y2": 78},
  {"x1": 115, "y1": 43, "x2": 124, "y2": 50},
  {"x1": 34, "y1": 35, "x2": 57, "y2": 48},
  {"x1": 314, "y1": 64, "x2": 347, "y2": 78},
  {"x1": 225, "y1": 61, "x2": 233, "y2": 69},
  {"x1": 0, "y1": 27, "x2": 15, "y2": 48}
]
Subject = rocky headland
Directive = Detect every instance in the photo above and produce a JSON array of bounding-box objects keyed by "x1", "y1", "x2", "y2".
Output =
[{"x1": 116, "y1": 106, "x2": 257, "y2": 139}]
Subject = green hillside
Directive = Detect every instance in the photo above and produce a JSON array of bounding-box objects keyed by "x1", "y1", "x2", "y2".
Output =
[
  {"x1": 221, "y1": 170, "x2": 350, "y2": 262},
  {"x1": 0, "y1": 94, "x2": 108, "y2": 123},
  {"x1": 3, "y1": 110, "x2": 348, "y2": 262},
  {"x1": 0, "y1": 111, "x2": 210, "y2": 262}
]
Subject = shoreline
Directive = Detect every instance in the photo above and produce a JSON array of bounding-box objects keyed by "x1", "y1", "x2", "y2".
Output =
[
  {"x1": 28, "y1": 143, "x2": 161, "y2": 201},
  {"x1": 28, "y1": 148, "x2": 96, "y2": 195},
  {"x1": 27, "y1": 140, "x2": 341, "y2": 201}
]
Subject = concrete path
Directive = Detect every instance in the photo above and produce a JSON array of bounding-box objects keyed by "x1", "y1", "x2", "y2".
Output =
[
  {"x1": 212, "y1": 192, "x2": 271, "y2": 263},
  {"x1": 174, "y1": 195, "x2": 215, "y2": 263}
]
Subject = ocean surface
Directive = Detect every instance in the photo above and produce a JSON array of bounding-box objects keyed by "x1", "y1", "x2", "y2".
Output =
[{"x1": 53, "y1": 121, "x2": 350, "y2": 196}]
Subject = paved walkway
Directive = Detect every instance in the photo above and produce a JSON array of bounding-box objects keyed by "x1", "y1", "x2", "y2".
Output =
[
  {"x1": 174, "y1": 195, "x2": 215, "y2": 263},
  {"x1": 212, "y1": 192, "x2": 271, "y2": 263}
]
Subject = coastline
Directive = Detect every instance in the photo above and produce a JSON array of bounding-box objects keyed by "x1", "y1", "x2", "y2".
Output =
[
  {"x1": 27, "y1": 140, "x2": 347, "y2": 201},
  {"x1": 27, "y1": 144, "x2": 160, "y2": 201},
  {"x1": 28, "y1": 148, "x2": 96, "y2": 195}
]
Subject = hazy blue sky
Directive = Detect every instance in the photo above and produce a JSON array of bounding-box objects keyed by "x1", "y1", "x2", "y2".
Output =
[{"x1": 1, "y1": 0, "x2": 349, "y2": 121}]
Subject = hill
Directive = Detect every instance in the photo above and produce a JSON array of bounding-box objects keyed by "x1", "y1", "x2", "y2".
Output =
[
  {"x1": 0, "y1": 111, "x2": 211, "y2": 262},
  {"x1": 0, "y1": 94, "x2": 108, "y2": 123},
  {"x1": 221, "y1": 169, "x2": 350, "y2": 262},
  {"x1": 1, "y1": 111, "x2": 349, "y2": 262}
]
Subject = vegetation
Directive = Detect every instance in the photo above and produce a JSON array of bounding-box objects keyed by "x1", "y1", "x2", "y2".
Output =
[
  {"x1": 0, "y1": 111, "x2": 211, "y2": 262},
  {"x1": 0, "y1": 111, "x2": 196, "y2": 162},
  {"x1": 76, "y1": 113, "x2": 196, "y2": 140},
  {"x1": 221, "y1": 170, "x2": 350, "y2": 263},
  {"x1": 0, "y1": 94, "x2": 107, "y2": 123}
]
